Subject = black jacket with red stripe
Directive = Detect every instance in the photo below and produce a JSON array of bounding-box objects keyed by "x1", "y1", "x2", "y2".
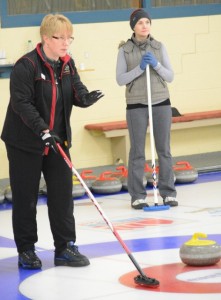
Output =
[{"x1": 1, "y1": 43, "x2": 90, "y2": 154}]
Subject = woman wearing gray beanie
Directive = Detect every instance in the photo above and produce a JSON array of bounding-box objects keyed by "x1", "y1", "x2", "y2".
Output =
[{"x1": 116, "y1": 9, "x2": 177, "y2": 209}]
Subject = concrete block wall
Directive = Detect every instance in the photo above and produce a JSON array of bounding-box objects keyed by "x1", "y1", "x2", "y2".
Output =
[{"x1": 0, "y1": 15, "x2": 220, "y2": 178}]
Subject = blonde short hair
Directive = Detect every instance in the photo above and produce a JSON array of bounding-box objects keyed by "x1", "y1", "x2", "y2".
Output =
[{"x1": 40, "y1": 14, "x2": 73, "y2": 43}]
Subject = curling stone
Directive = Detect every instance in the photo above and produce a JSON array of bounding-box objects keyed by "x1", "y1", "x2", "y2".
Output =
[
  {"x1": 110, "y1": 166, "x2": 127, "y2": 180},
  {"x1": 119, "y1": 167, "x2": 147, "y2": 191},
  {"x1": 80, "y1": 170, "x2": 97, "y2": 190},
  {"x1": 179, "y1": 232, "x2": 221, "y2": 266},
  {"x1": 145, "y1": 163, "x2": 176, "y2": 186},
  {"x1": 173, "y1": 161, "x2": 198, "y2": 183},
  {"x1": 40, "y1": 183, "x2": 47, "y2": 195},
  {"x1": 120, "y1": 168, "x2": 129, "y2": 191},
  {"x1": 110, "y1": 166, "x2": 128, "y2": 190},
  {"x1": 122, "y1": 175, "x2": 147, "y2": 191},
  {"x1": 0, "y1": 187, "x2": 5, "y2": 204},
  {"x1": 72, "y1": 175, "x2": 85, "y2": 199},
  {"x1": 4, "y1": 186, "x2": 12, "y2": 202},
  {"x1": 91, "y1": 171, "x2": 122, "y2": 194}
]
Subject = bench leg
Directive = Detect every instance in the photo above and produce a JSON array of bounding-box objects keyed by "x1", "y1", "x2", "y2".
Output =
[{"x1": 110, "y1": 135, "x2": 130, "y2": 166}]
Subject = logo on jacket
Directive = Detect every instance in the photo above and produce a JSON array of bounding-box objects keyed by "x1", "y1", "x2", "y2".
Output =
[{"x1": 63, "y1": 65, "x2": 71, "y2": 75}]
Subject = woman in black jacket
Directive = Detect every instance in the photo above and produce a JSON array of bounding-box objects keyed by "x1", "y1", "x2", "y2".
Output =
[{"x1": 1, "y1": 13, "x2": 103, "y2": 269}]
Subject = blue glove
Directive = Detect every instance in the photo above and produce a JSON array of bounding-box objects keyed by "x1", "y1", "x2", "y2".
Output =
[
  {"x1": 140, "y1": 53, "x2": 149, "y2": 70},
  {"x1": 140, "y1": 52, "x2": 158, "y2": 70}
]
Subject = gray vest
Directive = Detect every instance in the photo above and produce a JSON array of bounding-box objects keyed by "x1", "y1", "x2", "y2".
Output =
[{"x1": 122, "y1": 35, "x2": 170, "y2": 105}]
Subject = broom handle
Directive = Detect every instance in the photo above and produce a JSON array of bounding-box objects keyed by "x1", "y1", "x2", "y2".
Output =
[
  {"x1": 57, "y1": 143, "x2": 148, "y2": 278},
  {"x1": 146, "y1": 64, "x2": 158, "y2": 204}
]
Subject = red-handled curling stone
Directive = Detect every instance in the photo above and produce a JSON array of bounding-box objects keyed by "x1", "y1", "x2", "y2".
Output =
[
  {"x1": 4, "y1": 185, "x2": 12, "y2": 202},
  {"x1": 145, "y1": 163, "x2": 176, "y2": 186},
  {"x1": 39, "y1": 177, "x2": 86, "y2": 199},
  {"x1": 110, "y1": 166, "x2": 127, "y2": 179},
  {"x1": 0, "y1": 187, "x2": 5, "y2": 204},
  {"x1": 110, "y1": 166, "x2": 128, "y2": 190},
  {"x1": 173, "y1": 161, "x2": 198, "y2": 183},
  {"x1": 179, "y1": 232, "x2": 221, "y2": 266},
  {"x1": 80, "y1": 170, "x2": 97, "y2": 190},
  {"x1": 40, "y1": 183, "x2": 47, "y2": 195},
  {"x1": 72, "y1": 175, "x2": 85, "y2": 198},
  {"x1": 121, "y1": 166, "x2": 147, "y2": 191},
  {"x1": 91, "y1": 171, "x2": 122, "y2": 194}
]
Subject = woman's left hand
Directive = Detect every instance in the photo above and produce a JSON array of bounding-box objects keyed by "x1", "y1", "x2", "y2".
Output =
[{"x1": 145, "y1": 52, "x2": 158, "y2": 68}]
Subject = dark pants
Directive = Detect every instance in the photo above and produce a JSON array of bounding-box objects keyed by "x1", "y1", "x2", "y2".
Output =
[{"x1": 6, "y1": 144, "x2": 76, "y2": 254}]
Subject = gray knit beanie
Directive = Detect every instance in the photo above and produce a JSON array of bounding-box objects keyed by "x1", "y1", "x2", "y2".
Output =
[{"x1": 130, "y1": 9, "x2": 151, "y2": 30}]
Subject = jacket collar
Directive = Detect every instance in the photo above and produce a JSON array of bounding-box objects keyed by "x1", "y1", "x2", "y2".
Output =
[{"x1": 36, "y1": 43, "x2": 71, "y2": 65}]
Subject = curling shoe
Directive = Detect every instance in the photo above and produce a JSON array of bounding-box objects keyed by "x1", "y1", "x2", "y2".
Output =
[
  {"x1": 55, "y1": 241, "x2": 90, "y2": 267},
  {"x1": 163, "y1": 196, "x2": 178, "y2": 207},
  {"x1": 18, "y1": 250, "x2": 42, "y2": 269},
  {"x1": 131, "y1": 198, "x2": 149, "y2": 209}
]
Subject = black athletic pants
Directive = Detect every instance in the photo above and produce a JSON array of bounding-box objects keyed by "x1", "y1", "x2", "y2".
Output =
[{"x1": 6, "y1": 144, "x2": 76, "y2": 254}]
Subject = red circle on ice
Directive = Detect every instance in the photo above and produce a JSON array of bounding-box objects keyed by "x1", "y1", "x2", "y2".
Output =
[{"x1": 119, "y1": 262, "x2": 221, "y2": 293}]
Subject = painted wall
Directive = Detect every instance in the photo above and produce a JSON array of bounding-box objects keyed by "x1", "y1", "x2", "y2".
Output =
[{"x1": 0, "y1": 15, "x2": 221, "y2": 179}]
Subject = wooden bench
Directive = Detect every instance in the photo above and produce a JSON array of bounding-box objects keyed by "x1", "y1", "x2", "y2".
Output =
[{"x1": 85, "y1": 110, "x2": 221, "y2": 165}]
